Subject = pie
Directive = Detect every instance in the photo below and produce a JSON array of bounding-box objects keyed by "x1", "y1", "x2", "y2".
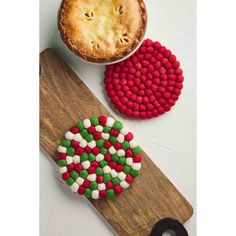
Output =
[{"x1": 58, "y1": 0, "x2": 147, "y2": 63}]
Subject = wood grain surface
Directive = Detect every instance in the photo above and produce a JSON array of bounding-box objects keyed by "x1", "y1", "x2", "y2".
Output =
[{"x1": 40, "y1": 48, "x2": 193, "y2": 236}]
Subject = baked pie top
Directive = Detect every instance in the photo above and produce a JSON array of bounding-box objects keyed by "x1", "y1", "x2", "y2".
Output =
[{"x1": 58, "y1": 0, "x2": 147, "y2": 63}]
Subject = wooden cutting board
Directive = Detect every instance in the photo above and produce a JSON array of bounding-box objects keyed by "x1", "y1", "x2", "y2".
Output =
[{"x1": 40, "y1": 48, "x2": 193, "y2": 236}]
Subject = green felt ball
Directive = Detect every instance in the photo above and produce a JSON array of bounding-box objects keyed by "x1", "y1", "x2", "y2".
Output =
[
  {"x1": 95, "y1": 167, "x2": 103, "y2": 176},
  {"x1": 80, "y1": 170, "x2": 88, "y2": 179},
  {"x1": 113, "y1": 121, "x2": 123, "y2": 131},
  {"x1": 103, "y1": 173, "x2": 112, "y2": 183},
  {"x1": 80, "y1": 129, "x2": 88, "y2": 138},
  {"x1": 61, "y1": 139, "x2": 71, "y2": 148},
  {"x1": 96, "y1": 139, "x2": 104, "y2": 148},
  {"x1": 103, "y1": 126, "x2": 111, "y2": 133},
  {"x1": 80, "y1": 153, "x2": 88, "y2": 162},
  {"x1": 90, "y1": 181, "x2": 98, "y2": 190},
  {"x1": 112, "y1": 177, "x2": 120, "y2": 185},
  {"x1": 57, "y1": 160, "x2": 67, "y2": 167},
  {"x1": 122, "y1": 141, "x2": 130, "y2": 150},
  {"x1": 130, "y1": 169, "x2": 139, "y2": 177},
  {"x1": 70, "y1": 170, "x2": 79, "y2": 180},
  {"x1": 132, "y1": 146, "x2": 141, "y2": 155},
  {"x1": 85, "y1": 188, "x2": 92, "y2": 198},
  {"x1": 106, "y1": 189, "x2": 115, "y2": 199},
  {"x1": 109, "y1": 136, "x2": 117, "y2": 145},
  {"x1": 124, "y1": 165, "x2": 131, "y2": 174},
  {"x1": 88, "y1": 153, "x2": 96, "y2": 162},
  {"x1": 90, "y1": 117, "x2": 99, "y2": 126},
  {"x1": 66, "y1": 147, "x2": 75, "y2": 156},
  {"x1": 76, "y1": 121, "x2": 84, "y2": 130},
  {"x1": 111, "y1": 154, "x2": 119, "y2": 162},
  {"x1": 99, "y1": 160, "x2": 108, "y2": 168},
  {"x1": 85, "y1": 134, "x2": 93, "y2": 142},
  {"x1": 66, "y1": 178, "x2": 74, "y2": 186},
  {"x1": 118, "y1": 157, "x2": 126, "y2": 165},
  {"x1": 100, "y1": 147, "x2": 108, "y2": 155}
]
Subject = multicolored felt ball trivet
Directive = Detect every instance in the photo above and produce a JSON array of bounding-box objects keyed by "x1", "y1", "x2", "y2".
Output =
[
  {"x1": 56, "y1": 116, "x2": 142, "y2": 199},
  {"x1": 104, "y1": 39, "x2": 184, "y2": 119}
]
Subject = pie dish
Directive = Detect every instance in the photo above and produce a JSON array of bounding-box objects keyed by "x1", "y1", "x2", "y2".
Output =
[{"x1": 58, "y1": 0, "x2": 147, "y2": 63}]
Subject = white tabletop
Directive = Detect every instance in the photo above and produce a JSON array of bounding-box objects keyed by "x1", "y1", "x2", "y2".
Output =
[{"x1": 40, "y1": 0, "x2": 196, "y2": 235}]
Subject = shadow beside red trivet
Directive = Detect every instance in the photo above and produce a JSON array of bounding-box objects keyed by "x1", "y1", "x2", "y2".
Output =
[{"x1": 104, "y1": 39, "x2": 184, "y2": 119}]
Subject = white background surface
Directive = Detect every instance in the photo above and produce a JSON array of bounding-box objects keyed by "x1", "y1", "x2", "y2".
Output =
[{"x1": 40, "y1": 0, "x2": 196, "y2": 235}]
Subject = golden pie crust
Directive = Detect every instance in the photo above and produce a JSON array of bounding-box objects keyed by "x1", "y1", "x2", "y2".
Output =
[{"x1": 58, "y1": 0, "x2": 147, "y2": 63}]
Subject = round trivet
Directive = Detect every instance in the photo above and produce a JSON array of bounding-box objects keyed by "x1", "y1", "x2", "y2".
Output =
[
  {"x1": 56, "y1": 116, "x2": 142, "y2": 199},
  {"x1": 104, "y1": 39, "x2": 184, "y2": 119}
]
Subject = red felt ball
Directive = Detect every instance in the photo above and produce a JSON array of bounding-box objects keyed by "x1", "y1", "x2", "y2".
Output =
[
  {"x1": 57, "y1": 152, "x2": 66, "y2": 159},
  {"x1": 87, "y1": 126, "x2": 96, "y2": 134},
  {"x1": 75, "y1": 147, "x2": 84, "y2": 155},
  {"x1": 114, "y1": 142, "x2": 122, "y2": 150},
  {"x1": 70, "y1": 126, "x2": 79, "y2": 134},
  {"x1": 92, "y1": 147, "x2": 100, "y2": 155},
  {"x1": 87, "y1": 166, "x2": 96, "y2": 174},
  {"x1": 125, "y1": 149, "x2": 133, "y2": 157},
  {"x1": 93, "y1": 131, "x2": 102, "y2": 140},
  {"x1": 71, "y1": 140, "x2": 79, "y2": 148},
  {"x1": 114, "y1": 185, "x2": 123, "y2": 194},
  {"x1": 125, "y1": 174, "x2": 134, "y2": 184},
  {"x1": 125, "y1": 132, "x2": 133, "y2": 141},
  {"x1": 75, "y1": 163, "x2": 83, "y2": 172},
  {"x1": 104, "y1": 152, "x2": 111, "y2": 162},
  {"x1": 99, "y1": 190, "x2": 107, "y2": 199},
  {"x1": 91, "y1": 161, "x2": 99, "y2": 168},
  {"x1": 83, "y1": 179, "x2": 90, "y2": 188},
  {"x1": 106, "y1": 181, "x2": 113, "y2": 189},
  {"x1": 104, "y1": 140, "x2": 112, "y2": 149},
  {"x1": 67, "y1": 163, "x2": 75, "y2": 172},
  {"x1": 133, "y1": 155, "x2": 142, "y2": 163},
  {"x1": 109, "y1": 161, "x2": 117, "y2": 169},
  {"x1": 77, "y1": 186, "x2": 85, "y2": 195},
  {"x1": 62, "y1": 172, "x2": 70, "y2": 181},
  {"x1": 99, "y1": 116, "x2": 107, "y2": 126},
  {"x1": 96, "y1": 176, "x2": 103, "y2": 184},
  {"x1": 115, "y1": 164, "x2": 124, "y2": 172}
]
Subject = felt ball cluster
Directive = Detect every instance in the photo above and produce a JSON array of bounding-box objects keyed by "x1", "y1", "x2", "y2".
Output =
[
  {"x1": 56, "y1": 116, "x2": 142, "y2": 199},
  {"x1": 104, "y1": 39, "x2": 184, "y2": 119}
]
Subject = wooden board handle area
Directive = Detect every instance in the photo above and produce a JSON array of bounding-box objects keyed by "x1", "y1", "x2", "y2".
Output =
[{"x1": 40, "y1": 48, "x2": 193, "y2": 236}]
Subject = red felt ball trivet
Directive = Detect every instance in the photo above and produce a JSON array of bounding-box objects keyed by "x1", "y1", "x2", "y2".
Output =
[{"x1": 104, "y1": 39, "x2": 184, "y2": 119}]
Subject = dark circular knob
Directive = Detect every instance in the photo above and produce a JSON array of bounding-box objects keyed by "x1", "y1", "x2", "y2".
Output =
[{"x1": 150, "y1": 218, "x2": 188, "y2": 236}]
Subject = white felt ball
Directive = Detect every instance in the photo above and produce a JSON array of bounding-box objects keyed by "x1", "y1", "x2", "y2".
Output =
[
  {"x1": 117, "y1": 172, "x2": 126, "y2": 181},
  {"x1": 57, "y1": 145, "x2": 67, "y2": 153},
  {"x1": 73, "y1": 155, "x2": 80, "y2": 164},
  {"x1": 82, "y1": 160, "x2": 90, "y2": 169},
  {"x1": 129, "y1": 140, "x2": 137, "y2": 149},
  {"x1": 83, "y1": 119, "x2": 91, "y2": 128},
  {"x1": 110, "y1": 169, "x2": 118, "y2": 178},
  {"x1": 120, "y1": 127, "x2": 128, "y2": 135},
  {"x1": 92, "y1": 190, "x2": 99, "y2": 199},
  {"x1": 117, "y1": 149, "x2": 125, "y2": 157},
  {"x1": 106, "y1": 117, "x2": 115, "y2": 127},
  {"x1": 132, "y1": 163, "x2": 141, "y2": 171},
  {"x1": 95, "y1": 125, "x2": 103, "y2": 132},
  {"x1": 65, "y1": 131, "x2": 74, "y2": 140},
  {"x1": 98, "y1": 183, "x2": 106, "y2": 191},
  {"x1": 59, "y1": 167, "x2": 67, "y2": 174},
  {"x1": 126, "y1": 158, "x2": 133, "y2": 167},
  {"x1": 76, "y1": 177, "x2": 84, "y2": 185},
  {"x1": 102, "y1": 133, "x2": 110, "y2": 140},
  {"x1": 109, "y1": 146, "x2": 116, "y2": 154},
  {"x1": 79, "y1": 139, "x2": 87, "y2": 148},
  {"x1": 71, "y1": 182, "x2": 79, "y2": 192},
  {"x1": 88, "y1": 140, "x2": 96, "y2": 149},
  {"x1": 117, "y1": 134, "x2": 124, "y2": 143},
  {"x1": 96, "y1": 154, "x2": 104, "y2": 162},
  {"x1": 87, "y1": 174, "x2": 96, "y2": 182},
  {"x1": 66, "y1": 156, "x2": 73, "y2": 165},
  {"x1": 73, "y1": 133, "x2": 82, "y2": 142},
  {"x1": 103, "y1": 166, "x2": 111, "y2": 174},
  {"x1": 120, "y1": 180, "x2": 129, "y2": 189}
]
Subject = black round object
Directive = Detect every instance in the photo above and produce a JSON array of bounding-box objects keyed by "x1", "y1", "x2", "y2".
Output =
[{"x1": 150, "y1": 218, "x2": 188, "y2": 236}]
